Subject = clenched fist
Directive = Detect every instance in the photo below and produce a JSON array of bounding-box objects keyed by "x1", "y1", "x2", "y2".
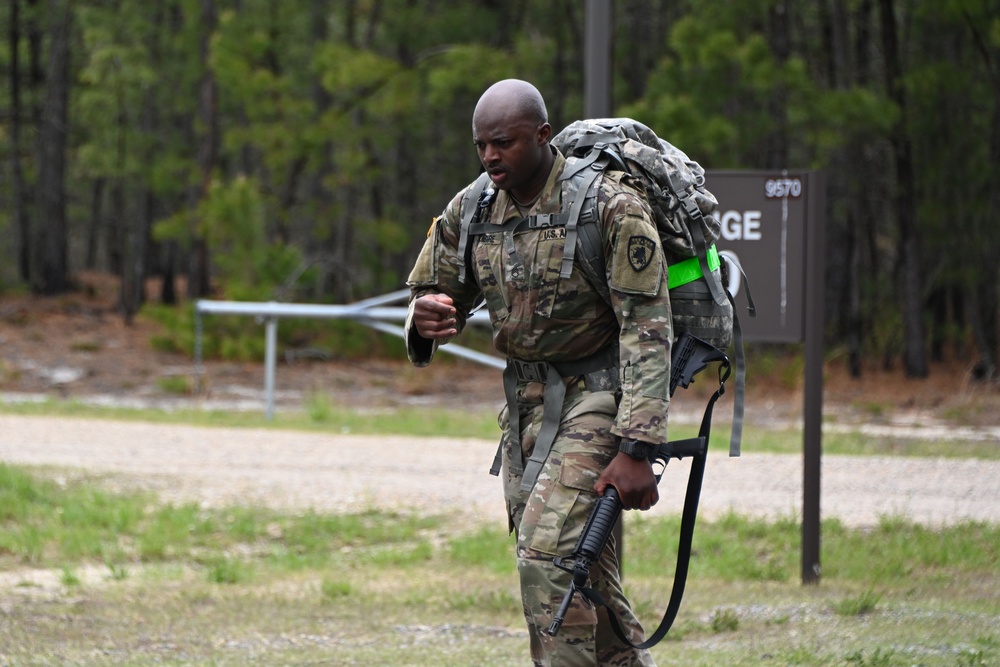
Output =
[{"x1": 412, "y1": 293, "x2": 459, "y2": 341}]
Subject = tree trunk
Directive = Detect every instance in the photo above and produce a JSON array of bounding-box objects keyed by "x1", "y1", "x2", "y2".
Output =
[
  {"x1": 849, "y1": 0, "x2": 875, "y2": 377},
  {"x1": 968, "y1": 282, "x2": 997, "y2": 380},
  {"x1": 123, "y1": 189, "x2": 151, "y2": 321},
  {"x1": 968, "y1": 88, "x2": 1000, "y2": 381},
  {"x1": 85, "y1": 178, "x2": 105, "y2": 269},
  {"x1": 108, "y1": 181, "x2": 124, "y2": 275},
  {"x1": 307, "y1": 0, "x2": 335, "y2": 300},
  {"x1": 35, "y1": 0, "x2": 71, "y2": 295},
  {"x1": 26, "y1": 0, "x2": 42, "y2": 125},
  {"x1": 188, "y1": 0, "x2": 218, "y2": 299},
  {"x1": 617, "y1": 0, "x2": 673, "y2": 101},
  {"x1": 160, "y1": 240, "x2": 178, "y2": 305},
  {"x1": 120, "y1": 3, "x2": 164, "y2": 322},
  {"x1": 765, "y1": 0, "x2": 790, "y2": 169},
  {"x1": 879, "y1": 0, "x2": 928, "y2": 377},
  {"x1": 326, "y1": 0, "x2": 371, "y2": 302},
  {"x1": 985, "y1": 99, "x2": 1000, "y2": 382},
  {"x1": 964, "y1": 9, "x2": 1000, "y2": 380},
  {"x1": 821, "y1": 0, "x2": 863, "y2": 376},
  {"x1": 109, "y1": 50, "x2": 127, "y2": 279},
  {"x1": 9, "y1": 0, "x2": 31, "y2": 283}
]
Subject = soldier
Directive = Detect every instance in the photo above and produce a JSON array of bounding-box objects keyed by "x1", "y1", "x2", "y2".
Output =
[{"x1": 405, "y1": 79, "x2": 670, "y2": 666}]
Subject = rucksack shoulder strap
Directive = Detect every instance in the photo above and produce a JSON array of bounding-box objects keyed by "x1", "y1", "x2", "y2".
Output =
[
  {"x1": 722, "y1": 258, "x2": 757, "y2": 457},
  {"x1": 664, "y1": 170, "x2": 728, "y2": 307},
  {"x1": 456, "y1": 173, "x2": 495, "y2": 284},
  {"x1": 558, "y1": 152, "x2": 609, "y2": 280}
]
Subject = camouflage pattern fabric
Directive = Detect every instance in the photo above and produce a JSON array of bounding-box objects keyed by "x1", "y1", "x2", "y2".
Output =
[
  {"x1": 551, "y1": 118, "x2": 721, "y2": 260},
  {"x1": 406, "y1": 149, "x2": 673, "y2": 448},
  {"x1": 502, "y1": 384, "x2": 656, "y2": 666},
  {"x1": 406, "y1": 148, "x2": 670, "y2": 665}
]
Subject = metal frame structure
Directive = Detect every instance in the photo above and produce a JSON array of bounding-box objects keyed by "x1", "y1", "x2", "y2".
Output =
[{"x1": 194, "y1": 289, "x2": 502, "y2": 419}]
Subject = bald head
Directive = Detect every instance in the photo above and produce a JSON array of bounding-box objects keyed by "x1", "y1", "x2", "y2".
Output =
[
  {"x1": 470, "y1": 79, "x2": 554, "y2": 200},
  {"x1": 472, "y1": 79, "x2": 548, "y2": 134}
]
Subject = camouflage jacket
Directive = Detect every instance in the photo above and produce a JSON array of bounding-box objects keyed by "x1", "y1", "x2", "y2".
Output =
[{"x1": 406, "y1": 149, "x2": 672, "y2": 445}]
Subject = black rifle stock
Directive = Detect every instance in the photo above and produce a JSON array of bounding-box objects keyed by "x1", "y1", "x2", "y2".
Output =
[
  {"x1": 547, "y1": 332, "x2": 730, "y2": 641},
  {"x1": 669, "y1": 330, "x2": 730, "y2": 396}
]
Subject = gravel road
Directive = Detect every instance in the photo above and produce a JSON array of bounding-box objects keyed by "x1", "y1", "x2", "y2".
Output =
[{"x1": 2, "y1": 414, "x2": 998, "y2": 529}]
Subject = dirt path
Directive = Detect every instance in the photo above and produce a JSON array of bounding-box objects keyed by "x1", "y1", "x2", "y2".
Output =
[
  {"x1": 2, "y1": 414, "x2": 997, "y2": 529},
  {"x1": 4, "y1": 273, "x2": 1000, "y2": 532}
]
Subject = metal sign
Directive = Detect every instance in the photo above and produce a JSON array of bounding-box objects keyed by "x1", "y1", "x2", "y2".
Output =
[
  {"x1": 708, "y1": 169, "x2": 827, "y2": 585},
  {"x1": 707, "y1": 170, "x2": 822, "y2": 343}
]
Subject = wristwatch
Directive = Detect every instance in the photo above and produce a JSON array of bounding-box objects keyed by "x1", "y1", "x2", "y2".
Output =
[{"x1": 618, "y1": 438, "x2": 656, "y2": 462}]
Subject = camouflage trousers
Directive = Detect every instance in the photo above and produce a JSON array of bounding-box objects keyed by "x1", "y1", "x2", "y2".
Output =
[{"x1": 501, "y1": 382, "x2": 657, "y2": 667}]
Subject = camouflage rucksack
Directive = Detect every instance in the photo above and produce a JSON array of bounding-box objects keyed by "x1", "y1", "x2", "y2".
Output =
[
  {"x1": 457, "y1": 118, "x2": 754, "y2": 455},
  {"x1": 551, "y1": 118, "x2": 753, "y2": 456},
  {"x1": 551, "y1": 119, "x2": 731, "y2": 333}
]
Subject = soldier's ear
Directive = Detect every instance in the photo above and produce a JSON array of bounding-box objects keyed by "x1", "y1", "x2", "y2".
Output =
[{"x1": 537, "y1": 123, "x2": 551, "y2": 145}]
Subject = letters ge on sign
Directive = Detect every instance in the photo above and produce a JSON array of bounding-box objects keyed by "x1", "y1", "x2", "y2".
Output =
[{"x1": 719, "y1": 210, "x2": 762, "y2": 241}]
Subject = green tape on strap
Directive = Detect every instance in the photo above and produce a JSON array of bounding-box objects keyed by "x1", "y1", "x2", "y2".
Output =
[{"x1": 668, "y1": 245, "x2": 720, "y2": 290}]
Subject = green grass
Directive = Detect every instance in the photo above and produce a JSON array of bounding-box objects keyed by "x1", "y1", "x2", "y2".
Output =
[
  {"x1": 1, "y1": 462, "x2": 997, "y2": 665},
  {"x1": 0, "y1": 462, "x2": 441, "y2": 570},
  {"x1": 155, "y1": 374, "x2": 194, "y2": 394},
  {"x1": 832, "y1": 587, "x2": 882, "y2": 616}
]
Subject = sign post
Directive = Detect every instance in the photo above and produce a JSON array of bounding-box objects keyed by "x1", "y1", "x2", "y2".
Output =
[
  {"x1": 801, "y1": 171, "x2": 827, "y2": 584},
  {"x1": 708, "y1": 170, "x2": 826, "y2": 584},
  {"x1": 579, "y1": 0, "x2": 827, "y2": 586}
]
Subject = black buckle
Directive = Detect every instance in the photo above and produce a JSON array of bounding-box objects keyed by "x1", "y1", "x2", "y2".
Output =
[{"x1": 511, "y1": 359, "x2": 549, "y2": 383}]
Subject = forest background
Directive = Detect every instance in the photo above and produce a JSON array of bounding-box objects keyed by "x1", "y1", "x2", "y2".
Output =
[{"x1": 2, "y1": 0, "x2": 999, "y2": 383}]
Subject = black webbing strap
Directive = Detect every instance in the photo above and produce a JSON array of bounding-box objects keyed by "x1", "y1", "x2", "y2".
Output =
[
  {"x1": 468, "y1": 212, "x2": 572, "y2": 237},
  {"x1": 722, "y1": 258, "x2": 756, "y2": 457},
  {"x1": 558, "y1": 157, "x2": 606, "y2": 280},
  {"x1": 494, "y1": 360, "x2": 565, "y2": 483},
  {"x1": 727, "y1": 289, "x2": 747, "y2": 457},
  {"x1": 665, "y1": 170, "x2": 728, "y2": 308},
  {"x1": 489, "y1": 347, "x2": 619, "y2": 483},
  {"x1": 579, "y1": 378, "x2": 725, "y2": 650},
  {"x1": 518, "y1": 364, "x2": 567, "y2": 493},
  {"x1": 456, "y1": 174, "x2": 494, "y2": 284}
]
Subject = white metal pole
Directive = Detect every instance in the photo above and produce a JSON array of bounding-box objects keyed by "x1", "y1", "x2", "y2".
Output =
[{"x1": 264, "y1": 316, "x2": 277, "y2": 420}]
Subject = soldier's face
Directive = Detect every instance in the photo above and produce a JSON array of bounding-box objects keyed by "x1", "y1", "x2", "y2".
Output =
[{"x1": 472, "y1": 112, "x2": 549, "y2": 195}]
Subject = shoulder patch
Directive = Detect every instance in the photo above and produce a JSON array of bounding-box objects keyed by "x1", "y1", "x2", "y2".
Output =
[
  {"x1": 610, "y1": 215, "x2": 663, "y2": 296},
  {"x1": 627, "y1": 235, "x2": 656, "y2": 272}
]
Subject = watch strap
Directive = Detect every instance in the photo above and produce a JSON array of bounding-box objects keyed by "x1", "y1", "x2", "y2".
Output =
[{"x1": 618, "y1": 438, "x2": 656, "y2": 462}]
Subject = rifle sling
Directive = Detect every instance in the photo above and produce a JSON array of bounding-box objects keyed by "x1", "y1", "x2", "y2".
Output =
[{"x1": 579, "y1": 379, "x2": 725, "y2": 650}]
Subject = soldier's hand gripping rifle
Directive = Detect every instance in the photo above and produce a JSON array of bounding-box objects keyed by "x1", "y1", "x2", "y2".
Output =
[{"x1": 547, "y1": 332, "x2": 731, "y2": 647}]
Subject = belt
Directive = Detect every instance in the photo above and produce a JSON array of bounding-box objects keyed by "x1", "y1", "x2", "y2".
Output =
[
  {"x1": 490, "y1": 346, "x2": 619, "y2": 493},
  {"x1": 506, "y1": 355, "x2": 618, "y2": 388}
]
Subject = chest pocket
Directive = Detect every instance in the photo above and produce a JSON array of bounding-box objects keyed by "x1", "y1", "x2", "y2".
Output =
[
  {"x1": 534, "y1": 226, "x2": 595, "y2": 320},
  {"x1": 472, "y1": 231, "x2": 510, "y2": 322},
  {"x1": 470, "y1": 213, "x2": 599, "y2": 323}
]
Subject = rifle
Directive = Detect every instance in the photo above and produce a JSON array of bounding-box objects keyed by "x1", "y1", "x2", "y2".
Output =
[{"x1": 547, "y1": 332, "x2": 731, "y2": 645}]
